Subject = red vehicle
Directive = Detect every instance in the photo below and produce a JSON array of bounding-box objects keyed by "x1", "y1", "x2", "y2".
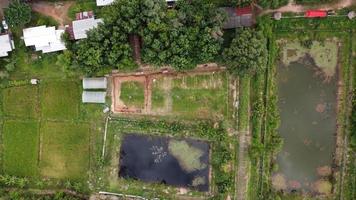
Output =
[{"x1": 305, "y1": 10, "x2": 327, "y2": 18}]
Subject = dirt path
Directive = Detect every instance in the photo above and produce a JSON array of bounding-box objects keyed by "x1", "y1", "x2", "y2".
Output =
[
  {"x1": 235, "y1": 78, "x2": 251, "y2": 200},
  {"x1": 31, "y1": 1, "x2": 75, "y2": 27},
  {"x1": 262, "y1": 0, "x2": 355, "y2": 14},
  {"x1": 0, "y1": 0, "x2": 9, "y2": 19}
]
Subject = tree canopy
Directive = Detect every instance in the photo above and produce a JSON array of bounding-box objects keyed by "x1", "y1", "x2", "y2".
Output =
[
  {"x1": 68, "y1": 0, "x2": 225, "y2": 74},
  {"x1": 223, "y1": 28, "x2": 267, "y2": 76},
  {"x1": 4, "y1": 0, "x2": 31, "y2": 27}
]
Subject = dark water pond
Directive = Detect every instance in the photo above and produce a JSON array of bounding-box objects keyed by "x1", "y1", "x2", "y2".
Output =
[
  {"x1": 275, "y1": 57, "x2": 337, "y2": 193},
  {"x1": 119, "y1": 134, "x2": 210, "y2": 191}
]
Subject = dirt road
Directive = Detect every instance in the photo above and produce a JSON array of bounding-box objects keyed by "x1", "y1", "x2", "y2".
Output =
[
  {"x1": 263, "y1": 0, "x2": 356, "y2": 14},
  {"x1": 0, "y1": 0, "x2": 9, "y2": 19},
  {"x1": 31, "y1": 1, "x2": 74, "y2": 27}
]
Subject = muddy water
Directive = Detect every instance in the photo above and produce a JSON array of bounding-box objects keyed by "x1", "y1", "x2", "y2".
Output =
[{"x1": 276, "y1": 57, "x2": 337, "y2": 192}]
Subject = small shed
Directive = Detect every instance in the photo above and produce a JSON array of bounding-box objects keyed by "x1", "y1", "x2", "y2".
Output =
[
  {"x1": 82, "y1": 91, "x2": 106, "y2": 103},
  {"x1": 236, "y1": 6, "x2": 252, "y2": 16},
  {"x1": 221, "y1": 7, "x2": 254, "y2": 29},
  {"x1": 0, "y1": 34, "x2": 14, "y2": 57},
  {"x1": 83, "y1": 77, "x2": 107, "y2": 89}
]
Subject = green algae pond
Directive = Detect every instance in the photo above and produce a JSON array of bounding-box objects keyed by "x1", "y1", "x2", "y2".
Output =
[{"x1": 273, "y1": 40, "x2": 339, "y2": 195}]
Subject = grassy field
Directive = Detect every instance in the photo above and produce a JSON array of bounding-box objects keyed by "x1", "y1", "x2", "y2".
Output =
[
  {"x1": 2, "y1": 121, "x2": 40, "y2": 177},
  {"x1": 40, "y1": 81, "x2": 80, "y2": 120},
  {"x1": 40, "y1": 121, "x2": 90, "y2": 180},
  {"x1": 151, "y1": 72, "x2": 229, "y2": 118},
  {"x1": 120, "y1": 81, "x2": 145, "y2": 108},
  {"x1": 0, "y1": 80, "x2": 99, "y2": 184},
  {"x1": 2, "y1": 85, "x2": 39, "y2": 119}
]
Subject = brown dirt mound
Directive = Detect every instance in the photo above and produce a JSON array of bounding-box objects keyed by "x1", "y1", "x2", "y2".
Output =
[
  {"x1": 272, "y1": 173, "x2": 287, "y2": 190},
  {"x1": 317, "y1": 165, "x2": 332, "y2": 177}
]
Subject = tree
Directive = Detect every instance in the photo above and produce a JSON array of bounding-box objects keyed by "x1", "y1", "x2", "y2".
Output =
[
  {"x1": 142, "y1": 0, "x2": 225, "y2": 70},
  {"x1": 68, "y1": 0, "x2": 225, "y2": 73},
  {"x1": 223, "y1": 28, "x2": 267, "y2": 76},
  {"x1": 4, "y1": 0, "x2": 31, "y2": 27}
]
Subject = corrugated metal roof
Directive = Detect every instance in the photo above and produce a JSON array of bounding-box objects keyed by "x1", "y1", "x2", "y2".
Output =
[
  {"x1": 236, "y1": 6, "x2": 252, "y2": 16},
  {"x1": 72, "y1": 18, "x2": 103, "y2": 40},
  {"x1": 83, "y1": 77, "x2": 107, "y2": 89},
  {"x1": 0, "y1": 34, "x2": 13, "y2": 57},
  {"x1": 221, "y1": 7, "x2": 253, "y2": 29},
  {"x1": 82, "y1": 91, "x2": 106, "y2": 103},
  {"x1": 23, "y1": 26, "x2": 66, "y2": 53},
  {"x1": 96, "y1": 0, "x2": 114, "y2": 6}
]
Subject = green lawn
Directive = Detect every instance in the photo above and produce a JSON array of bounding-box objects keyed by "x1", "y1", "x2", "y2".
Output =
[
  {"x1": 171, "y1": 73, "x2": 228, "y2": 118},
  {"x1": 120, "y1": 81, "x2": 145, "y2": 108},
  {"x1": 2, "y1": 85, "x2": 39, "y2": 119},
  {"x1": 40, "y1": 122, "x2": 90, "y2": 181},
  {"x1": 2, "y1": 121, "x2": 39, "y2": 177},
  {"x1": 151, "y1": 79, "x2": 166, "y2": 109},
  {"x1": 40, "y1": 81, "x2": 80, "y2": 120}
]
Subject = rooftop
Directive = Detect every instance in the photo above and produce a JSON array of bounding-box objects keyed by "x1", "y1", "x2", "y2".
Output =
[
  {"x1": 0, "y1": 34, "x2": 14, "y2": 57},
  {"x1": 23, "y1": 26, "x2": 66, "y2": 53},
  {"x1": 72, "y1": 17, "x2": 103, "y2": 40}
]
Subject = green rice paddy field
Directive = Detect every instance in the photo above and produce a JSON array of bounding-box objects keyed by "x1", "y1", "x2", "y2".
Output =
[{"x1": 0, "y1": 81, "x2": 96, "y2": 182}]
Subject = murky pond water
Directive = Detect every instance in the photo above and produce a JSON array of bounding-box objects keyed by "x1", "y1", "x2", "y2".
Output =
[
  {"x1": 275, "y1": 57, "x2": 337, "y2": 193},
  {"x1": 119, "y1": 134, "x2": 210, "y2": 191}
]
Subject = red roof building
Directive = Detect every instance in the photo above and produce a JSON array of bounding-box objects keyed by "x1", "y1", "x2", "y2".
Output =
[
  {"x1": 236, "y1": 6, "x2": 252, "y2": 16},
  {"x1": 305, "y1": 10, "x2": 327, "y2": 18}
]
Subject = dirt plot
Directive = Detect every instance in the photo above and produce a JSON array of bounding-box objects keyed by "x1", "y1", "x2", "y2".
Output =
[
  {"x1": 111, "y1": 65, "x2": 230, "y2": 118},
  {"x1": 31, "y1": 1, "x2": 74, "y2": 26}
]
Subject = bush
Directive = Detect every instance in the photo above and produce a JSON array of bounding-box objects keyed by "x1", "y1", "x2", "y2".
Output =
[{"x1": 4, "y1": 0, "x2": 31, "y2": 27}]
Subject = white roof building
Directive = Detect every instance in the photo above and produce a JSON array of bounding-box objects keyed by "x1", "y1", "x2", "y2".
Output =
[
  {"x1": 23, "y1": 26, "x2": 66, "y2": 53},
  {"x1": 83, "y1": 77, "x2": 107, "y2": 89},
  {"x1": 96, "y1": 0, "x2": 114, "y2": 6},
  {"x1": 82, "y1": 91, "x2": 106, "y2": 103},
  {"x1": 0, "y1": 34, "x2": 14, "y2": 57},
  {"x1": 72, "y1": 18, "x2": 103, "y2": 40}
]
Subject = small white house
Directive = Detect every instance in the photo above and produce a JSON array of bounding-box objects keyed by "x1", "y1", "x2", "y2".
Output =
[
  {"x1": 83, "y1": 77, "x2": 107, "y2": 89},
  {"x1": 96, "y1": 0, "x2": 115, "y2": 6},
  {"x1": 82, "y1": 91, "x2": 106, "y2": 103},
  {"x1": 72, "y1": 18, "x2": 103, "y2": 40},
  {"x1": 23, "y1": 26, "x2": 66, "y2": 53},
  {"x1": 0, "y1": 34, "x2": 14, "y2": 57}
]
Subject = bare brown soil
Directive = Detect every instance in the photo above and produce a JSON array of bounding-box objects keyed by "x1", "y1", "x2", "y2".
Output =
[
  {"x1": 31, "y1": 1, "x2": 74, "y2": 27},
  {"x1": 0, "y1": 0, "x2": 9, "y2": 19},
  {"x1": 111, "y1": 64, "x2": 225, "y2": 115},
  {"x1": 317, "y1": 165, "x2": 332, "y2": 177},
  {"x1": 262, "y1": 0, "x2": 355, "y2": 14}
]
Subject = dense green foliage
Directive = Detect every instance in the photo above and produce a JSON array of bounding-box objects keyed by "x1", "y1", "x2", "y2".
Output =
[
  {"x1": 68, "y1": 0, "x2": 225, "y2": 73},
  {"x1": 257, "y1": 0, "x2": 289, "y2": 9},
  {"x1": 351, "y1": 88, "x2": 356, "y2": 148},
  {"x1": 295, "y1": 0, "x2": 334, "y2": 4},
  {"x1": 223, "y1": 28, "x2": 267, "y2": 76},
  {"x1": 0, "y1": 190, "x2": 82, "y2": 200},
  {"x1": 0, "y1": 57, "x2": 17, "y2": 80},
  {"x1": 3, "y1": 0, "x2": 31, "y2": 27},
  {"x1": 142, "y1": 0, "x2": 225, "y2": 70}
]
